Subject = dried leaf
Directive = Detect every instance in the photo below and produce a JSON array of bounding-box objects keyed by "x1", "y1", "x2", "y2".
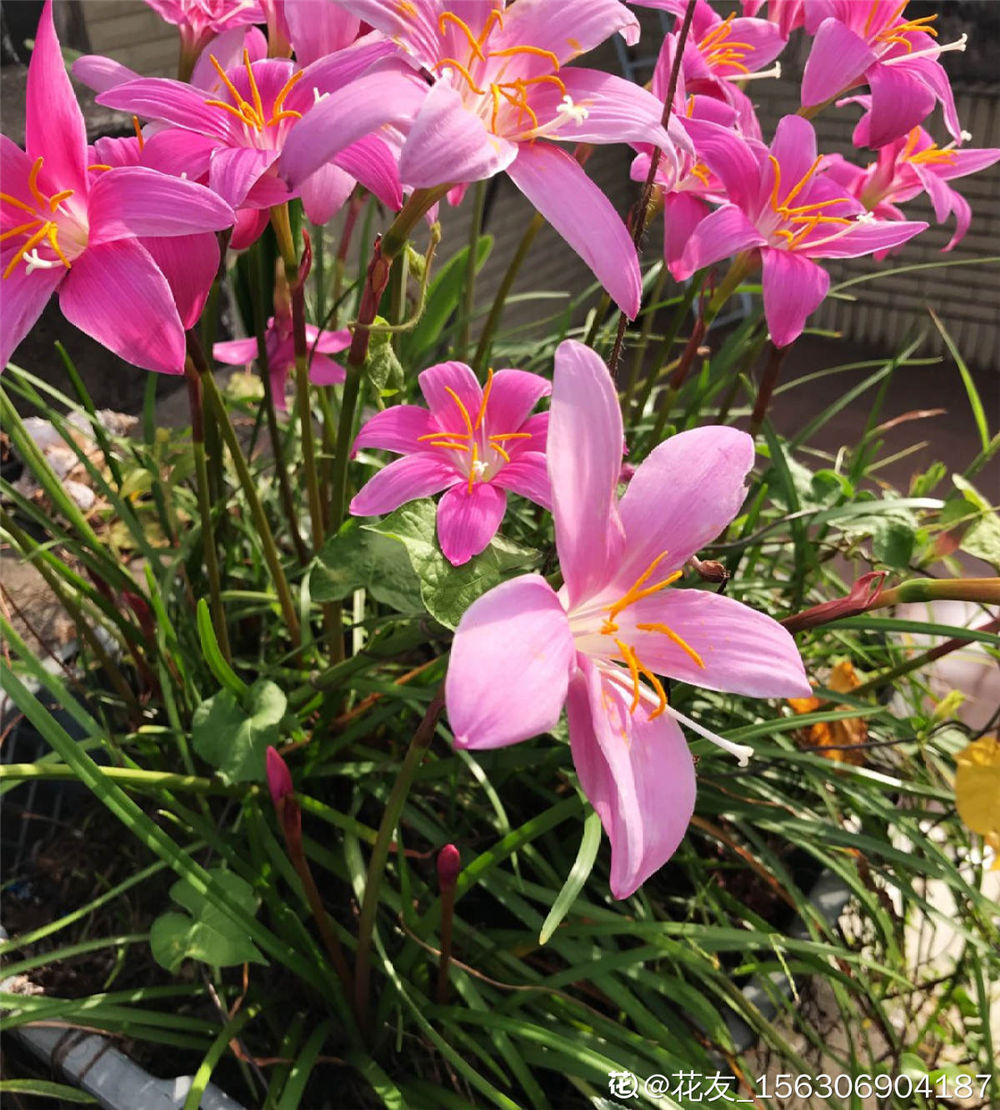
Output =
[{"x1": 789, "y1": 660, "x2": 867, "y2": 765}]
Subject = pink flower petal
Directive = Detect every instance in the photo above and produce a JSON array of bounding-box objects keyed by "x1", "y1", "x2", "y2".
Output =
[
  {"x1": 143, "y1": 231, "x2": 220, "y2": 329},
  {"x1": 483, "y1": 369, "x2": 551, "y2": 432},
  {"x1": 769, "y1": 115, "x2": 819, "y2": 197},
  {"x1": 497, "y1": 0, "x2": 640, "y2": 61},
  {"x1": 304, "y1": 325, "x2": 352, "y2": 354},
  {"x1": 617, "y1": 425, "x2": 754, "y2": 586},
  {"x1": 864, "y1": 62, "x2": 937, "y2": 149},
  {"x1": 799, "y1": 219, "x2": 927, "y2": 259},
  {"x1": 280, "y1": 64, "x2": 428, "y2": 188},
  {"x1": 213, "y1": 336, "x2": 260, "y2": 366},
  {"x1": 418, "y1": 361, "x2": 483, "y2": 428},
  {"x1": 490, "y1": 452, "x2": 552, "y2": 511},
  {"x1": 58, "y1": 239, "x2": 186, "y2": 374},
  {"x1": 761, "y1": 248, "x2": 829, "y2": 348},
  {"x1": 0, "y1": 261, "x2": 64, "y2": 371},
  {"x1": 72, "y1": 54, "x2": 140, "y2": 95},
  {"x1": 328, "y1": 0, "x2": 445, "y2": 70},
  {"x1": 98, "y1": 78, "x2": 231, "y2": 139},
  {"x1": 446, "y1": 574, "x2": 575, "y2": 750},
  {"x1": 209, "y1": 147, "x2": 281, "y2": 208},
  {"x1": 353, "y1": 405, "x2": 435, "y2": 456},
  {"x1": 549, "y1": 341, "x2": 625, "y2": 608},
  {"x1": 619, "y1": 588, "x2": 811, "y2": 698},
  {"x1": 300, "y1": 162, "x2": 357, "y2": 226},
  {"x1": 26, "y1": 0, "x2": 88, "y2": 195},
  {"x1": 307, "y1": 353, "x2": 346, "y2": 387},
  {"x1": 284, "y1": 1, "x2": 362, "y2": 66},
  {"x1": 87, "y1": 166, "x2": 233, "y2": 242},
  {"x1": 334, "y1": 134, "x2": 403, "y2": 211},
  {"x1": 568, "y1": 657, "x2": 696, "y2": 900},
  {"x1": 683, "y1": 117, "x2": 762, "y2": 212},
  {"x1": 399, "y1": 80, "x2": 518, "y2": 189},
  {"x1": 675, "y1": 203, "x2": 766, "y2": 280},
  {"x1": 507, "y1": 142, "x2": 641, "y2": 317},
  {"x1": 350, "y1": 453, "x2": 456, "y2": 516},
  {"x1": 801, "y1": 18, "x2": 875, "y2": 107},
  {"x1": 664, "y1": 193, "x2": 710, "y2": 278},
  {"x1": 436, "y1": 482, "x2": 507, "y2": 566}
]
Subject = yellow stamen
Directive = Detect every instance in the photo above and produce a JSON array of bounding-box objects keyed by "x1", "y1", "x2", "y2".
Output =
[
  {"x1": 614, "y1": 640, "x2": 668, "y2": 718},
  {"x1": 488, "y1": 44, "x2": 560, "y2": 70},
  {"x1": 476, "y1": 8, "x2": 504, "y2": 44},
  {"x1": 606, "y1": 554, "x2": 682, "y2": 622},
  {"x1": 208, "y1": 53, "x2": 255, "y2": 123},
  {"x1": 468, "y1": 441, "x2": 478, "y2": 494},
  {"x1": 46, "y1": 223, "x2": 71, "y2": 268},
  {"x1": 0, "y1": 220, "x2": 42, "y2": 242},
  {"x1": 615, "y1": 639, "x2": 643, "y2": 712},
  {"x1": 444, "y1": 385, "x2": 475, "y2": 437},
  {"x1": 132, "y1": 115, "x2": 145, "y2": 149},
  {"x1": 4, "y1": 224, "x2": 50, "y2": 279},
  {"x1": 243, "y1": 48, "x2": 266, "y2": 123},
  {"x1": 48, "y1": 189, "x2": 73, "y2": 213},
  {"x1": 778, "y1": 154, "x2": 823, "y2": 211},
  {"x1": 268, "y1": 69, "x2": 304, "y2": 124},
  {"x1": 492, "y1": 443, "x2": 511, "y2": 463},
  {"x1": 635, "y1": 622, "x2": 705, "y2": 668},
  {"x1": 433, "y1": 56, "x2": 486, "y2": 94},
  {"x1": 474, "y1": 368, "x2": 494, "y2": 430},
  {"x1": 418, "y1": 430, "x2": 470, "y2": 442},
  {"x1": 1, "y1": 192, "x2": 38, "y2": 216},
  {"x1": 27, "y1": 157, "x2": 47, "y2": 210},
  {"x1": 489, "y1": 432, "x2": 532, "y2": 441},
  {"x1": 87, "y1": 163, "x2": 112, "y2": 172},
  {"x1": 430, "y1": 441, "x2": 471, "y2": 453},
  {"x1": 438, "y1": 11, "x2": 486, "y2": 60}
]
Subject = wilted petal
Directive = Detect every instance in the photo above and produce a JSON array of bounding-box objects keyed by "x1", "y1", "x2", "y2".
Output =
[
  {"x1": 447, "y1": 574, "x2": 575, "y2": 750},
  {"x1": 507, "y1": 142, "x2": 641, "y2": 317},
  {"x1": 618, "y1": 425, "x2": 755, "y2": 582},
  {"x1": 568, "y1": 657, "x2": 696, "y2": 900},
  {"x1": 549, "y1": 341, "x2": 625, "y2": 608},
  {"x1": 58, "y1": 239, "x2": 186, "y2": 374},
  {"x1": 436, "y1": 482, "x2": 507, "y2": 565},
  {"x1": 350, "y1": 453, "x2": 456, "y2": 516}
]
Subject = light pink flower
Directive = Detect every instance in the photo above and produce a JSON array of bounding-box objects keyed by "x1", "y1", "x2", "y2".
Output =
[
  {"x1": 350, "y1": 361, "x2": 550, "y2": 566},
  {"x1": 1, "y1": 1, "x2": 234, "y2": 373},
  {"x1": 674, "y1": 115, "x2": 928, "y2": 346},
  {"x1": 800, "y1": 0, "x2": 967, "y2": 149},
  {"x1": 283, "y1": 0, "x2": 688, "y2": 317},
  {"x1": 741, "y1": 0, "x2": 805, "y2": 39},
  {"x1": 824, "y1": 109, "x2": 1000, "y2": 253},
  {"x1": 213, "y1": 305, "x2": 350, "y2": 409},
  {"x1": 446, "y1": 341, "x2": 810, "y2": 899}
]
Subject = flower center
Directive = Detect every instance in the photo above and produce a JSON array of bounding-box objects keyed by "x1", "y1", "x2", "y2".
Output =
[
  {"x1": 762, "y1": 154, "x2": 862, "y2": 250},
  {"x1": 1, "y1": 156, "x2": 80, "y2": 280},
  {"x1": 416, "y1": 368, "x2": 533, "y2": 489},
  {"x1": 597, "y1": 551, "x2": 705, "y2": 720},
  {"x1": 431, "y1": 10, "x2": 585, "y2": 138},
  {"x1": 698, "y1": 13, "x2": 753, "y2": 74},
  {"x1": 204, "y1": 49, "x2": 303, "y2": 139}
]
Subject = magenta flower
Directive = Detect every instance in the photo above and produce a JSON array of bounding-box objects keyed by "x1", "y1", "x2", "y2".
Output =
[
  {"x1": 1, "y1": 1, "x2": 234, "y2": 373},
  {"x1": 800, "y1": 0, "x2": 967, "y2": 149},
  {"x1": 674, "y1": 115, "x2": 928, "y2": 346},
  {"x1": 741, "y1": 0, "x2": 805, "y2": 39},
  {"x1": 213, "y1": 306, "x2": 350, "y2": 409},
  {"x1": 283, "y1": 0, "x2": 688, "y2": 317},
  {"x1": 350, "y1": 361, "x2": 551, "y2": 567},
  {"x1": 825, "y1": 111, "x2": 1000, "y2": 253},
  {"x1": 93, "y1": 36, "x2": 405, "y2": 242},
  {"x1": 446, "y1": 341, "x2": 810, "y2": 899}
]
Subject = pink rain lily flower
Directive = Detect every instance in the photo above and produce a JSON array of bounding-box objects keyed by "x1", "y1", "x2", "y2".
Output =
[
  {"x1": 1, "y1": 1, "x2": 234, "y2": 373},
  {"x1": 144, "y1": 0, "x2": 265, "y2": 70},
  {"x1": 800, "y1": 0, "x2": 967, "y2": 149},
  {"x1": 350, "y1": 361, "x2": 550, "y2": 567},
  {"x1": 446, "y1": 341, "x2": 811, "y2": 899},
  {"x1": 213, "y1": 306, "x2": 350, "y2": 410},
  {"x1": 673, "y1": 115, "x2": 928, "y2": 346},
  {"x1": 92, "y1": 34, "x2": 403, "y2": 246},
  {"x1": 283, "y1": 0, "x2": 690, "y2": 317},
  {"x1": 824, "y1": 108, "x2": 1000, "y2": 254}
]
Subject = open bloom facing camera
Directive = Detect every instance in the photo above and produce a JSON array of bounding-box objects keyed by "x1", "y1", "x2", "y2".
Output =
[{"x1": 446, "y1": 342, "x2": 811, "y2": 898}]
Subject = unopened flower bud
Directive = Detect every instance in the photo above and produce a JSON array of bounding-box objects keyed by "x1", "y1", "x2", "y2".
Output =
[
  {"x1": 266, "y1": 746, "x2": 293, "y2": 809},
  {"x1": 688, "y1": 555, "x2": 729, "y2": 584},
  {"x1": 437, "y1": 844, "x2": 461, "y2": 893}
]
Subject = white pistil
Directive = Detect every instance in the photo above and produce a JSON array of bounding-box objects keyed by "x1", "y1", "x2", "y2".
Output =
[
  {"x1": 23, "y1": 250, "x2": 61, "y2": 275},
  {"x1": 312, "y1": 87, "x2": 330, "y2": 105},
  {"x1": 556, "y1": 95, "x2": 590, "y2": 125},
  {"x1": 724, "y1": 61, "x2": 781, "y2": 82},
  {"x1": 471, "y1": 458, "x2": 488, "y2": 478},
  {"x1": 883, "y1": 33, "x2": 967, "y2": 65},
  {"x1": 667, "y1": 704, "x2": 754, "y2": 767}
]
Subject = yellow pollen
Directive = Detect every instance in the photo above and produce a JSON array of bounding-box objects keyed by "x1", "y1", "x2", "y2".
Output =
[
  {"x1": 48, "y1": 189, "x2": 73, "y2": 213},
  {"x1": 614, "y1": 640, "x2": 668, "y2": 718},
  {"x1": 635, "y1": 622, "x2": 705, "y2": 668},
  {"x1": 433, "y1": 56, "x2": 486, "y2": 94},
  {"x1": 489, "y1": 432, "x2": 532, "y2": 441},
  {"x1": 2, "y1": 157, "x2": 74, "y2": 280},
  {"x1": 429, "y1": 441, "x2": 470, "y2": 453},
  {"x1": 489, "y1": 44, "x2": 561, "y2": 70},
  {"x1": 492, "y1": 443, "x2": 511, "y2": 463},
  {"x1": 395, "y1": 0, "x2": 417, "y2": 15},
  {"x1": 0, "y1": 219, "x2": 42, "y2": 242},
  {"x1": 132, "y1": 115, "x2": 145, "y2": 149},
  {"x1": 0, "y1": 192, "x2": 38, "y2": 216},
  {"x1": 205, "y1": 52, "x2": 302, "y2": 132},
  {"x1": 475, "y1": 367, "x2": 494, "y2": 430},
  {"x1": 87, "y1": 163, "x2": 112, "y2": 172}
]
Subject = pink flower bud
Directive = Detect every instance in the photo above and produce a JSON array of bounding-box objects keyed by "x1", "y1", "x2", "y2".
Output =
[
  {"x1": 437, "y1": 844, "x2": 461, "y2": 893},
  {"x1": 266, "y1": 746, "x2": 293, "y2": 809}
]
